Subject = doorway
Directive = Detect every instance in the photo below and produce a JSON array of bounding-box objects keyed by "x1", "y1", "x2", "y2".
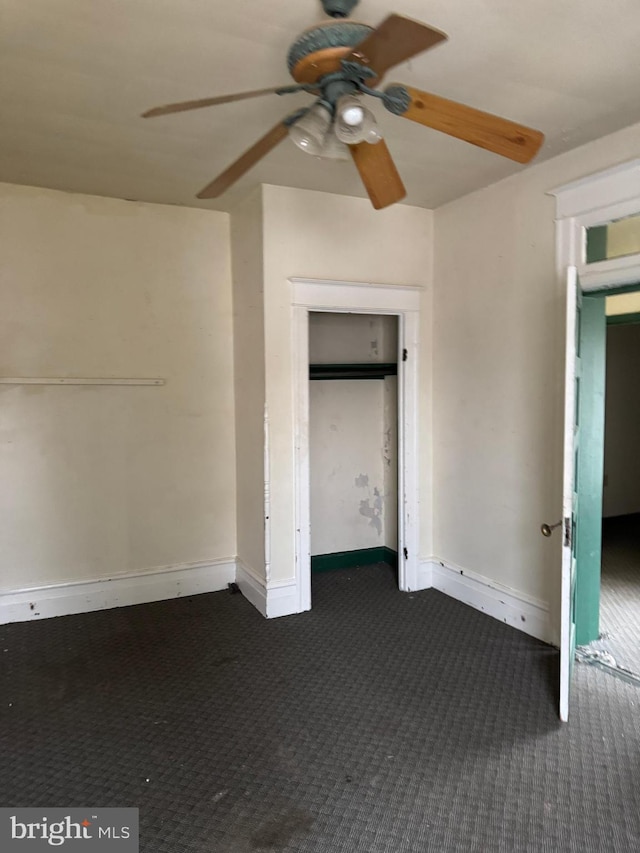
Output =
[
  {"x1": 575, "y1": 288, "x2": 640, "y2": 678},
  {"x1": 552, "y1": 158, "x2": 640, "y2": 720},
  {"x1": 291, "y1": 278, "x2": 421, "y2": 613},
  {"x1": 308, "y1": 312, "x2": 399, "y2": 583}
]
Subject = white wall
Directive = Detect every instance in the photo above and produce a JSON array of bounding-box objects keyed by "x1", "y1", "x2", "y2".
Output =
[
  {"x1": 603, "y1": 323, "x2": 640, "y2": 517},
  {"x1": 0, "y1": 183, "x2": 235, "y2": 592},
  {"x1": 433, "y1": 118, "x2": 640, "y2": 643},
  {"x1": 262, "y1": 185, "x2": 433, "y2": 583},
  {"x1": 230, "y1": 188, "x2": 266, "y2": 576}
]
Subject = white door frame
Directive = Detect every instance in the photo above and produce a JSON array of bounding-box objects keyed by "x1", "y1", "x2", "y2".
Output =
[
  {"x1": 550, "y1": 159, "x2": 640, "y2": 721},
  {"x1": 551, "y1": 159, "x2": 640, "y2": 292},
  {"x1": 290, "y1": 278, "x2": 421, "y2": 611}
]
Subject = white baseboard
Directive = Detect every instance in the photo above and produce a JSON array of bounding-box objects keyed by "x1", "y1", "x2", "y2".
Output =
[
  {"x1": 424, "y1": 558, "x2": 551, "y2": 644},
  {"x1": 266, "y1": 579, "x2": 304, "y2": 618},
  {"x1": 0, "y1": 558, "x2": 236, "y2": 625},
  {"x1": 0, "y1": 552, "x2": 551, "y2": 642},
  {"x1": 235, "y1": 560, "x2": 267, "y2": 617},
  {"x1": 235, "y1": 561, "x2": 304, "y2": 619},
  {"x1": 414, "y1": 557, "x2": 433, "y2": 591}
]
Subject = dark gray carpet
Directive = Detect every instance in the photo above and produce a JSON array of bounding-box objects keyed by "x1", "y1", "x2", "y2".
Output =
[
  {"x1": 1, "y1": 564, "x2": 639, "y2": 853},
  {"x1": 598, "y1": 514, "x2": 640, "y2": 674}
]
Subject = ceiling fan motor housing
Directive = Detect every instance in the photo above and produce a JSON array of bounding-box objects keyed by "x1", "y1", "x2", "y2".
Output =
[
  {"x1": 288, "y1": 21, "x2": 374, "y2": 85},
  {"x1": 321, "y1": 0, "x2": 360, "y2": 17}
]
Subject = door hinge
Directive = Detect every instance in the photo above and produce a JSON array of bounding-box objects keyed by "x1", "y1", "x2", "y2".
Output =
[
  {"x1": 564, "y1": 517, "x2": 571, "y2": 548},
  {"x1": 403, "y1": 547, "x2": 408, "y2": 559},
  {"x1": 402, "y1": 348, "x2": 408, "y2": 362}
]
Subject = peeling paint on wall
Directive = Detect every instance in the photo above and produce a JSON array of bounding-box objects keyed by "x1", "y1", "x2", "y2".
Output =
[
  {"x1": 382, "y1": 376, "x2": 398, "y2": 550},
  {"x1": 359, "y1": 488, "x2": 384, "y2": 536},
  {"x1": 383, "y1": 426, "x2": 393, "y2": 468},
  {"x1": 355, "y1": 473, "x2": 369, "y2": 488},
  {"x1": 359, "y1": 499, "x2": 382, "y2": 536}
]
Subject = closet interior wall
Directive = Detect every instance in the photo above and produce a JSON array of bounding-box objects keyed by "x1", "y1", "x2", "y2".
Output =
[{"x1": 308, "y1": 312, "x2": 398, "y2": 558}]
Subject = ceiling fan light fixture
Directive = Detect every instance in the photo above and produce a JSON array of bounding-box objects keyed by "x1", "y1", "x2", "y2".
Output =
[
  {"x1": 288, "y1": 103, "x2": 332, "y2": 155},
  {"x1": 334, "y1": 95, "x2": 379, "y2": 144},
  {"x1": 318, "y1": 130, "x2": 350, "y2": 160},
  {"x1": 364, "y1": 125, "x2": 383, "y2": 144},
  {"x1": 145, "y1": 6, "x2": 542, "y2": 210}
]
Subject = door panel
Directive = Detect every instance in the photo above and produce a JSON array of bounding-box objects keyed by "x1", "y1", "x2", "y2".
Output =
[
  {"x1": 560, "y1": 266, "x2": 581, "y2": 722},
  {"x1": 574, "y1": 296, "x2": 606, "y2": 645}
]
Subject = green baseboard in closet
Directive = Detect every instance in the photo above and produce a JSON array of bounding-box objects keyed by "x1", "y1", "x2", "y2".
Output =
[{"x1": 311, "y1": 547, "x2": 398, "y2": 573}]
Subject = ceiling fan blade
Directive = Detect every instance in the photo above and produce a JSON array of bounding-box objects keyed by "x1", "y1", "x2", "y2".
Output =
[
  {"x1": 347, "y1": 14, "x2": 447, "y2": 78},
  {"x1": 349, "y1": 139, "x2": 406, "y2": 210},
  {"x1": 392, "y1": 84, "x2": 544, "y2": 163},
  {"x1": 196, "y1": 119, "x2": 289, "y2": 199},
  {"x1": 142, "y1": 87, "x2": 285, "y2": 118}
]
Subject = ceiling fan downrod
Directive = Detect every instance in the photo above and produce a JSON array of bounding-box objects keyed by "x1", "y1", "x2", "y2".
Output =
[{"x1": 321, "y1": 0, "x2": 359, "y2": 18}]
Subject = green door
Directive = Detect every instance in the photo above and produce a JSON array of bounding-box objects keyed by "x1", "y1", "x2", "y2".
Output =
[{"x1": 574, "y1": 295, "x2": 606, "y2": 645}]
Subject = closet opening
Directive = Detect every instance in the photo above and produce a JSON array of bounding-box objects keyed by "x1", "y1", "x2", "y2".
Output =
[
  {"x1": 291, "y1": 277, "x2": 421, "y2": 614},
  {"x1": 308, "y1": 311, "x2": 399, "y2": 586}
]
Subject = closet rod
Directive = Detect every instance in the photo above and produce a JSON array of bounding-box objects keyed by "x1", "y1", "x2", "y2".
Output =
[{"x1": 309, "y1": 363, "x2": 397, "y2": 381}]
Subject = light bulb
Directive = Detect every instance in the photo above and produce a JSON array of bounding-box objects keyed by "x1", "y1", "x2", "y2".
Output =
[
  {"x1": 342, "y1": 105, "x2": 364, "y2": 126},
  {"x1": 289, "y1": 104, "x2": 332, "y2": 156},
  {"x1": 335, "y1": 95, "x2": 380, "y2": 145}
]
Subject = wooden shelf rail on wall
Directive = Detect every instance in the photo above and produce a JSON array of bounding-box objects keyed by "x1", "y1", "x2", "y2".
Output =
[
  {"x1": 0, "y1": 378, "x2": 165, "y2": 386},
  {"x1": 309, "y1": 363, "x2": 397, "y2": 381}
]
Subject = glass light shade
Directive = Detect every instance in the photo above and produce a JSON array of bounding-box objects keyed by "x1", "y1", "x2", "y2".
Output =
[
  {"x1": 334, "y1": 95, "x2": 379, "y2": 144},
  {"x1": 289, "y1": 104, "x2": 332, "y2": 155},
  {"x1": 364, "y1": 125, "x2": 383, "y2": 144},
  {"x1": 318, "y1": 129, "x2": 350, "y2": 160}
]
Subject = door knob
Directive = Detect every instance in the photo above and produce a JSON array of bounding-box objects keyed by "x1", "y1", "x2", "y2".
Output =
[{"x1": 541, "y1": 520, "x2": 562, "y2": 537}]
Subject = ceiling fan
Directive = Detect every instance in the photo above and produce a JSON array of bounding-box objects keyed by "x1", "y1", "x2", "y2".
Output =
[{"x1": 143, "y1": 0, "x2": 544, "y2": 210}]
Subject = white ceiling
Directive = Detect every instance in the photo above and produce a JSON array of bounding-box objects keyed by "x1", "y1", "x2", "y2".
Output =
[{"x1": 3, "y1": 0, "x2": 640, "y2": 211}]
